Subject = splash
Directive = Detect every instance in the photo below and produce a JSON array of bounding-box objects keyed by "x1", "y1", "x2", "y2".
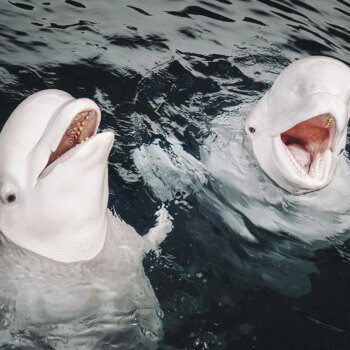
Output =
[{"x1": 144, "y1": 205, "x2": 174, "y2": 252}]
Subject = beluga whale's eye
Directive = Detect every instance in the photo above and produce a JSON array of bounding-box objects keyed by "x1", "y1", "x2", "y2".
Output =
[
  {"x1": 0, "y1": 187, "x2": 18, "y2": 205},
  {"x1": 339, "y1": 148, "x2": 345, "y2": 155},
  {"x1": 248, "y1": 127, "x2": 256, "y2": 134},
  {"x1": 6, "y1": 193, "x2": 16, "y2": 204}
]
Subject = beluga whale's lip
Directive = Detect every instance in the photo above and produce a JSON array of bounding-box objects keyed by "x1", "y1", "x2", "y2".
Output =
[{"x1": 245, "y1": 56, "x2": 350, "y2": 194}]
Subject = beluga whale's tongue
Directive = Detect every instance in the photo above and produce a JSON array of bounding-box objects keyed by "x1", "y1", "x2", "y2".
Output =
[
  {"x1": 245, "y1": 56, "x2": 350, "y2": 193},
  {"x1": 286, "y1": 144, "x2": 311, "y2": 172}
]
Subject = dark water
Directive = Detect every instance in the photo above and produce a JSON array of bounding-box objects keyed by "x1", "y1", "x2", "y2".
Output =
[{"x1": 1, "y1": 0, "x2": 350, "y2": 349}]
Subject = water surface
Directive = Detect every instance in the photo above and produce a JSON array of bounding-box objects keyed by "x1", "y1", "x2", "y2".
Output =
[{"x1": 1, "y1": 0, "x2": 350, "y2": 349}]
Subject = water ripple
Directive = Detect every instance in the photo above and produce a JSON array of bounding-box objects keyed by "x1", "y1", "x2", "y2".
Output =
[
  {"x1": 257, "y1": 0, "x2": 310, "y2": 20},
  {"x1": 65, "y1": 0, "x2": 86, "y2": 9},
  {"x1": 127, "y1": 5, "x2": 152, "y2": 16},
  {"x1": 243, "y1": 17, "x2": 267, "y2": 26},
  {"x1": 0, "y1": 0, "x2": 350, "y2": 349},
  {"x1": 107, "y1": 33, "x2": 169, "y2": 50},
  {"x1": 8, "y1": 1, "x2": 34, "y2": 11},
  {"x1": 166, "y1": 6, "x2": 235, "y2": 22},
  {"x1": 49, "y1": 20, "x2": 96, "y2": 30},
  {"x1": 337, "y1": 0, "x2": 350, "y2": 8}
]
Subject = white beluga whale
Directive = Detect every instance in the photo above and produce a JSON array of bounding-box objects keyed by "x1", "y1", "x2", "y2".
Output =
[
  {"x1": 133, "y1": 56, "x2": 350, "y2": 244},
  {"x1": 0, "y1": 89, "x2": 172, "y2": 348},
  {"x1": 131, "y1": 56, "x2": 350, "y2": 299},
  {"x1": 246, "y1": 56, "x2": 350, "y2": 193}
]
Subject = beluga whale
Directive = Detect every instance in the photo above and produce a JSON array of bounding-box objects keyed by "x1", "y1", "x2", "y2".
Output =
[
  {"x1": 246, "y1": 56, "x2": 350, "y2": 193},
  {"x1": 131, "y1": 55, "x2": 350, "y2": 297},
  {"x1": 132, "y1": 55, "x2": 350, "y2": 244},
  {"x1": 0, "y1": 89, "x2": 172, "y2": 348}
]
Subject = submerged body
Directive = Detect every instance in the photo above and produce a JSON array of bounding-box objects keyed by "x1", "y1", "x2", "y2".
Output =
[
  {"x1": 0, "y1": 210, "x2": 171, "y2": 349},
  {"x1": 0, "y1": 90, "x2": 172, "y2": 348}
]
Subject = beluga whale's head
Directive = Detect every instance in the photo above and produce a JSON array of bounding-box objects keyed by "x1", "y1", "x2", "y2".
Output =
[
  {"x1": 246, "y1": 56, "x2": 350, "y2": 194},
  {"x1": 0, "y1": 90, "x2": 114, "y2": 262}
]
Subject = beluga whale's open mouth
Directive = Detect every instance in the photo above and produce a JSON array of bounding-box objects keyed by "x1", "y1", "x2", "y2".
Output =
[
  {"x1": 246, "y1": 56, "x2": 350, "y2": 193},
  {"x1": 47, "y1": 109, "x2": 99, "y2": 167},
  {"x1": 280, "y1": 114, "x2": 336, "y2": 179}
]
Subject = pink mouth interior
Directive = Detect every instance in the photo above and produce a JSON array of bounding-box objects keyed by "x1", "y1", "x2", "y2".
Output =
[
  {"x1": 281, "y1": 114, "x2": 335, "y2": 173},
  {"x1": 46, "y1": 110, "x2": 98, "y2": 168}
]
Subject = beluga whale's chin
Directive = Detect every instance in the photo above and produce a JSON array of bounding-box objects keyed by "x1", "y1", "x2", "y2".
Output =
[{"x1": 246, "y1": 56, "x2": 350, "y2": 194}]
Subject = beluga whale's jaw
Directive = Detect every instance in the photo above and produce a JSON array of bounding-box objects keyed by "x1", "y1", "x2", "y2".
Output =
[
  {"x1": 0, "y1": 90, "x2": 114, "y2": 262},
  {"x1": 246, "y1": 56, "x2": 350, "y2": 194}
]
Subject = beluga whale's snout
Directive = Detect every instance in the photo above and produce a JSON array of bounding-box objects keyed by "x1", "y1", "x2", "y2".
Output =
[
  {"x1": 0, "y1": 89, "x2": 114, "y2": 262},
  {"x1": 246, "y1": 56, "x2": 350, "y2": 193}
]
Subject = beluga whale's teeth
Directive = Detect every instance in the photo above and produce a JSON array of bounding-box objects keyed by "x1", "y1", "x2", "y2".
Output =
[
  {"x1": 284, "y1": 143, "x2": 323, "y2": 180},
  {"x1": 309, "y1": 153, "x2": 322, "y2": 179},
  {"x1": 325, "y1": 115, "x2": 334, "y2": 129},
  {"x1": 47, "y1": 109, "x2": 98, "y2": 166}
]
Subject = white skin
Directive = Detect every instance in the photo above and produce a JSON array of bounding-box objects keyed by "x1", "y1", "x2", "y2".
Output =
[
  {"x1": 246, "y1": 56, "x2": 350, "y2": 193},
  {"x1": 0, "y1": 90, "x2": 172, "y2": 347}
]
